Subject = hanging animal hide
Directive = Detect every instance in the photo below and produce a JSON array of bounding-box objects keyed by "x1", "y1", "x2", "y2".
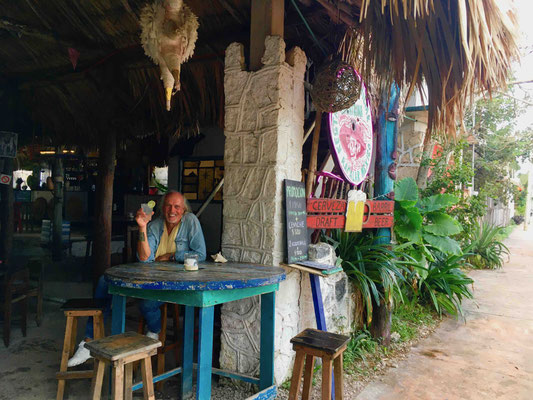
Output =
[{"x1": 140, "y1": 0, "x2": 199, "y2": 111}]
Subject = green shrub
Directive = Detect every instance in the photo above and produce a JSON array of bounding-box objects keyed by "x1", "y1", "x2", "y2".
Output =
[
  {"x1": 409, "y1": 251, "x2": 474, "y2": 317},
  {"x1": 467, "y1": 222, "x2": 510, "y2": 269},
  {"x1": 323, "y1": 230, "x2": 407, "y2": 325}
]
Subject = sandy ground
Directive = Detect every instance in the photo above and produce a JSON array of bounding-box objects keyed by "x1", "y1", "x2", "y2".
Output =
[
  {"x1": 354, "y1": 227, "x2": 533, "y2": 400},
  {"x1": 1, "y1": 227, "x2": 532, "y2": 399}
]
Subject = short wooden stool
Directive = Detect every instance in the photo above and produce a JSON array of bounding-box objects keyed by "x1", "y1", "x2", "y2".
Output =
[
  {"x1": 137, "y1": 303, "x2": 181, "y2": 390},
  {"x1": 57, "y1": 298, "x2": 106, "y2": 400},
  {"x1": 86, "y1": 331, "x2": 161, "y2": 400},
  {"x1": 288, "y1": 328, "x2": 350, "y2": 400}
]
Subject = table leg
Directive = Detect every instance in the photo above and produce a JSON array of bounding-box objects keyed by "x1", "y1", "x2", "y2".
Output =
[
  {"x1": 196, "y1": 306, "x2": 214, "y2": 400},
  {"x1": 111, "y1": 295, "x2": 126, "y2": 335},
  {"x1": 181, "y1": 305, "x2": 194, "y2": 399},
  {"x1": 259, "y1": 291, "x2": 275, "y2": 390}
]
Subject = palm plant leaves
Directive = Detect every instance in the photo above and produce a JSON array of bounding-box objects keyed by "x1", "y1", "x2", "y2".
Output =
[{"x1": 324, "y1": 230, "x2": 408, "y2": 324}]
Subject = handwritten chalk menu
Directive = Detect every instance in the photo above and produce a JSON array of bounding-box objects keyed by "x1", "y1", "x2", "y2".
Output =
[{"x1": 284, "y1": 179, "x2": 308, "y2": 263}]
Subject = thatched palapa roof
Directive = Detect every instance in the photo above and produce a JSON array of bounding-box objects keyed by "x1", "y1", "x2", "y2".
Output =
[{"x1": 0, "y1": 0, "x2": 521, "y2": 147}]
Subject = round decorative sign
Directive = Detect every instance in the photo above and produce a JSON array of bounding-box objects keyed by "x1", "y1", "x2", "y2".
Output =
[{"x1": 328, "y1": 73, "x2": 373, "y2": 186}]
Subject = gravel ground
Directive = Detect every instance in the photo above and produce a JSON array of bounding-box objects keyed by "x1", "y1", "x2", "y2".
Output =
[{"x1": 151, "y1": 319, "x2": 440, "y2": 400}]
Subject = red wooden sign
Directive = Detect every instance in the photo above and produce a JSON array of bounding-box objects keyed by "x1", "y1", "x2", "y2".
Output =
[
  {"x1": 362, "y1": 215, "x2": 394, "y2": 228},
  {"x1": 366, "y1": 200, "x2": 395, "y2": 214},
  {"x1": 306, "y1": 198, "x2": 394, "y2": 229},
  {"x1": 307, "y1": 215, "x2": 346, "y2": 229},
  {"x1": 307, "y1": 199, "x2": 347, "y2": 213}
]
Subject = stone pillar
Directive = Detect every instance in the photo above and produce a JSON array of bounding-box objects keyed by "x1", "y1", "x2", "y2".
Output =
[{"x1": 220, "y1": 36, "x2": 307, "y2": 384}]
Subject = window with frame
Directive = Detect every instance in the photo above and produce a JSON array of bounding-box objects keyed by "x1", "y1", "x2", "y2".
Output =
[{"x1": 181, "y1": 158, "x2": 224, "y2": 201}]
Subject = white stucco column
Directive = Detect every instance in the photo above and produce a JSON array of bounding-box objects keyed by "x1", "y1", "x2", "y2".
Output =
[{"x1": 220, "y1": 36, "x2": 307, "y2": 384}]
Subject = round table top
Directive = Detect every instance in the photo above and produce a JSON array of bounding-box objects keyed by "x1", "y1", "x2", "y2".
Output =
[{"x1": 105, "y1": 261, "x2": 286, "y2": 291}]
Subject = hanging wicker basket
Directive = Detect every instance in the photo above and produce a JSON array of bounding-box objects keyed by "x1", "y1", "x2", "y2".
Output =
[{"x1": 310, "y1": 59, "x2": 362, "y2": 113}]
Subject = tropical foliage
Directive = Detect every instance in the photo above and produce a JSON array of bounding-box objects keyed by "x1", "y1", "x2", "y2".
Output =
[
  {"x1": 405, "y1": 251, "x2": 474, "y2": 317},
  {"x1": 466, "y1": 222, "x2": 510, "y2": 269},
  {"x1": 323, "y1": 230, "x2": 407, "y2": 324},
  {"x1": 394, "y1": 177, "x2": 463, "y2": 256}
]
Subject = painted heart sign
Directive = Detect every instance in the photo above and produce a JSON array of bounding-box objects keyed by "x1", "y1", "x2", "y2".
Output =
[{"x1": 328, "y1": 73, "x2": 373, "y2": 185}]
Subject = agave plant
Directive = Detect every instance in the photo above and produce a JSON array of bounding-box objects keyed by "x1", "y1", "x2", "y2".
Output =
[
  {"x1": 467, "y1": 222, "x2": 510, "y2": 269},
  {"x1": 323, "y1": 230, "x2": 408, "y2": 324}
]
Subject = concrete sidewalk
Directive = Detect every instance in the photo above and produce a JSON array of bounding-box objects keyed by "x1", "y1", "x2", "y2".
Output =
[{"x1": 356, "y1": 227, "x2": 533, "y2": 400}]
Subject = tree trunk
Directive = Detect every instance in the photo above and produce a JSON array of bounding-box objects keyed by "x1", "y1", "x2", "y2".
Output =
[
  {"x1": 92, "y1": 130, "x2": 116, "y2": 288},
  {"x1": 416, "y1": 127, "x2": 433, "y2": 189},
  {"x1": 52, "y1": 158, "x2": 64, "y2": 260},
  {"x1": 372, "y1": 84, "x2": 400, "y2": 344},
  {"x1": 0, "y1": 158, "x2": 14, "y2": 264},
  {"x1": 369, "y1": 295, "x2": 392, "y2": 346}
]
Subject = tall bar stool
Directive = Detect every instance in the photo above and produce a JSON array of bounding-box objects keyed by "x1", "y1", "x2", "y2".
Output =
[
  {"x1": 86, "y1": 331, "x2": 161, "y2": 400},
  {"x1": 288, "y1": 328, "x2": 350, "y2": 400},
  {"x1": 56, "y1": 298, "x2": 106, "y2": 400}
]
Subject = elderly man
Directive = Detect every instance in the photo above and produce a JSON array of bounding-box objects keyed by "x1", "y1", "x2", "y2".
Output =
[{"x1": 68, "y1": 190, "x2": 206, "y2": 367}]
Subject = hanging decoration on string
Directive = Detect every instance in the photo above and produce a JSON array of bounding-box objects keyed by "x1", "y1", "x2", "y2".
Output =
[
  {"x1": 68, "y1": 48, "x2": 80, "y2": 70},
  {"x1": 140, "y1": 0, "x2": 199, "y2": 111},
  {"x1": 328, "y1": 69, "x2": 373, "y2": 186},
  {"x1": 310, "y1": 59, "x2": 361, "y2": 113}
]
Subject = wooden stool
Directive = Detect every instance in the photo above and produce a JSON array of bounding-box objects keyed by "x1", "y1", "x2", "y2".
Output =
[
  {"x1": 56, "y1": 298, "x2": 106, "y2": 400},
  {"x1": 288, "y1": 328, "x2": 350, "y2": 400},
  {"x1": 86, "y1": 331, "x2": 161, "y2": 400},
  {"x1": 137, "y1": 303, "x2": 180, "y2": 390}
]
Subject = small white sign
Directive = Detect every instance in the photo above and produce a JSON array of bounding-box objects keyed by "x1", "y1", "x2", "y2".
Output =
[{"x1": 0, "y1": 174, "x2": 12, "y2": 185}]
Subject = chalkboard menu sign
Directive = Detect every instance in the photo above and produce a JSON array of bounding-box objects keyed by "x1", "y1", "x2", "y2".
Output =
[{"x1": 284, "y1": 179, "x2": 308, "y2": 263}]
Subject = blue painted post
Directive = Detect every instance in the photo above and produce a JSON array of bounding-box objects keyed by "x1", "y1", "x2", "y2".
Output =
[
  {"x1": 309, "y1": 274, "x2": 335, "y2": 399},
  {"x1": 111, "y1": 294, "x2": 125, "y2": 334},
  {"x1": 374, "y1": 84, "x2": 400, "y2": 244},
  {"x1": 372, "y1": 83, "x2": 400, "y2": 344},
  {"x1": 181, "y1": 305, "x2": 195, "y2": 398},
  {"x1": 309, "y1": 274, "x2": 327, "y2": 331},
  {"x1": 259, "y1": 292, "x2": 275, "y2": 390},
  {"x1": 197, "y1": 306, "x2": 215, "y2": 400}
]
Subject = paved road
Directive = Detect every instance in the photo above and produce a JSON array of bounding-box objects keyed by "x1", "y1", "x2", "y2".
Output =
[{"x1": 356, "y1": 227, "x2": 533, "y2": 400}]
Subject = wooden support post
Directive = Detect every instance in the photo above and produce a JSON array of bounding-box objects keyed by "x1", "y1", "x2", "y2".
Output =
[
  {"x1": 371, "y1": 84, "x2": 400, "y2": 345},
  {"x1": 52, "y1": 157, "x2": 64, "y2": 260},
  {"x1": 250, "y1": 0, "x2": 284, "y2": 71},
  {"x1": 416, "y1": 127, "x2": 433, "y2": 189},
  {"x1": 0, "y1": 157, "x2": 13, "y2": 263},
  {"x1": 92, "y1": 130, "x2": 116, "y2": 286},
  {"x1": 306, "y1": 112, "x2": 322, "y2": 197}
]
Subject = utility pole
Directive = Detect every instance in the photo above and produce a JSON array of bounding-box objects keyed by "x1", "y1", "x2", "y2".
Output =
[{"x1": 525, "y1": 168, "x2": 532, "y2": 231}]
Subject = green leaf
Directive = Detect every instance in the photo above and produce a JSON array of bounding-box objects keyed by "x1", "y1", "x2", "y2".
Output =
[
  {"x1": 395, "y1": 178, "x2": 419, "y2": 207},
  {"x1": 422, "y1": 233, "x2": 462, "y2": 255},
  {"x1": 394, "y1": 207, "x2": 422, "y2": 243},
  {"x1": 418, "y1": 194, "x2": 459, "y2": 212},
  {"x1": 423, "y1": 212, "x2": 463, "y2": 236}
]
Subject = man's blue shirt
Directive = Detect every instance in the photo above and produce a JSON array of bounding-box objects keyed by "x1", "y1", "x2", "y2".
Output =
[{"x1": 139, "y1": 212, "x2": 207, "y2": 262}]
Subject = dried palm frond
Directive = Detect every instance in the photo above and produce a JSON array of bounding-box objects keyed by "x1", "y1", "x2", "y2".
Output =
[{"x1": 344, "y1": 0, "x2": 519, "y2": 140}]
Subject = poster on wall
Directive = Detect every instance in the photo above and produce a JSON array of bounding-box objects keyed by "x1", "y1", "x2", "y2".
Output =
[
  {"x1": 328, "y1": 78, "x2": 373, "y2": 185},
  {"x1": 0, "y1": 132, "x2": 18, "y2": 158}
]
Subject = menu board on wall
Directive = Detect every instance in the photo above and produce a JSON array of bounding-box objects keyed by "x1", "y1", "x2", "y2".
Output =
[{"x1": 284, "y1": 179, "x2": 308, "y2": 263}]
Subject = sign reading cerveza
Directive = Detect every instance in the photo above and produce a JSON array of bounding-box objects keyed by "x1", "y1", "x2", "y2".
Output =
[
  {"x1": 328, "y1": 79, "x2": 373, "y2": 185},
  {"x1": 284, "y1": 179, "x2": 308, "y2": 263},
  {"x1": 0, "y1": 132, "x2": 17, "y2": 158}
]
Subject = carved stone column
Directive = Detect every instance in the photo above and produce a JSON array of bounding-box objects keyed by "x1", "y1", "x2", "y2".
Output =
[{"x1": 220, "y1": 36, "x2": 306, "y2": 384}]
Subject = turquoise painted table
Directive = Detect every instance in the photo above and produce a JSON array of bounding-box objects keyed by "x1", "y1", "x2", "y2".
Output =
[{"x1": 105, "y1": 261, "x2": 286, "y2": 400}]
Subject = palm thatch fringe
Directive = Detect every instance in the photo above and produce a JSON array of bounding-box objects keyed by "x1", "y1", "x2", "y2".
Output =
[{"x1": 344, "y1": 0, "x2": 519, "y2": 139}]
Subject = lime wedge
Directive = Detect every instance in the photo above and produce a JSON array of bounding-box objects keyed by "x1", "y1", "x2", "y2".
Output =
[{"x1": 147, "y1": 200, "x2": 156, "y2": 209}]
